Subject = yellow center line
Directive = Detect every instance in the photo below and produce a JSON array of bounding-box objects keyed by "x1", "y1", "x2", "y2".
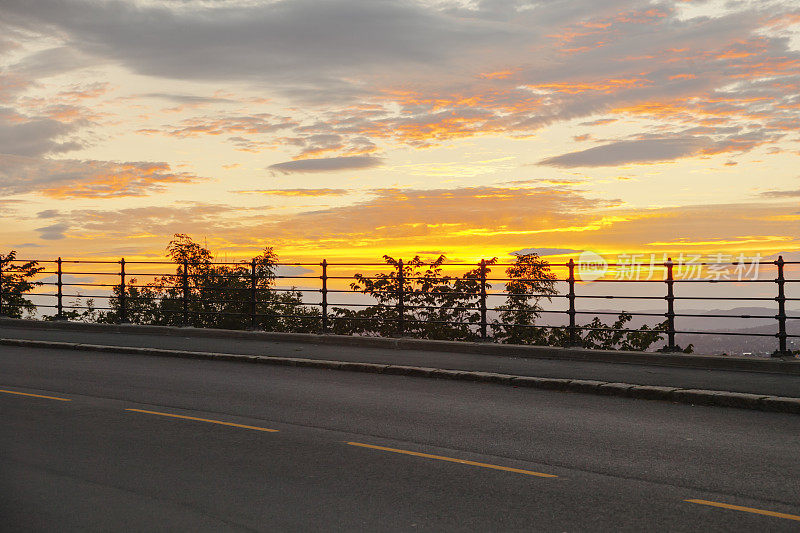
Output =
[
  {"x1": 685, "y1": 499, "x2": 800, "y2": 521},
  {"x1": 346, "y1": 441, "x2": 557, "y2": 478},
  {"x1": 125, "y1": 409, "x2": 279, "y2": 432},
  {"x1": 0, "y1": 389, "x2": 72, "y2": 402}
]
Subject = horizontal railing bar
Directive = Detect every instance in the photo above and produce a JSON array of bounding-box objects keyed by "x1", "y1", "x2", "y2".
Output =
[
  {"x1": 112, "y1": 296, "x2": 182, "y2": 302},
  {"x1": 327, "y1": 303, "x2": 391, "y2": 309},
  {"x1": 59, "y1": 305, "x2": 114, "y2": 311},
  {"x1": 3, "y1": 260, "x2": 57, "y2": 263},
  {"x1": 574, "y1": 295, "x2": 665, "y2": 300},
  {"x1": 4, "y1": 259, "x2": 782, "y2": 268},
  {"x1": 671, "y1": 330, "x2": 777, "y2": 337},
  {"x1": 116, "y1": 261, "x2": 184, "y2": 265},
  {"x1": 59, "y1": 294, "x2": 114, "y2": 299},
  {"x1": 256, "y1": 314, "x2": 319, "y2": 320},
  {"x1": 269, "y1": 288, "x2": 320, "y2": 293},
  {"x1": 483, "y1": 278, "x2": 558, "y2": 282},
  {"x1": 56, "y1": 271, "x2": 116, "y2": 276},
  {"x1": 403, "y1": 318, "x2": 473, "y2": 326},
  {"x1": 675, "y1": 312, "x2": 778, "y2": 319},
  {"x1": 265, "y1": 301, "x2": 322, "y2": 307},
  {"x1": 328, "y1": 303, "x2": 480, "y2": 311},
  {"x1": 53, "y1": 260, "x2": 121, "y2": 264},
  {"x1": 672, "y1": 279, "x2": 776, "y2": 283},
  {"x1": 327, "y1": 316, "x2": 394, "y2": 322},
  {"x1": 672, "y1": 296, "x2": 776, "y2": 301},
  {"x1": 125, "y1": 284, "x2": 182, "y2": 289},
  {"x1": 487, "y1": 293, "x2": 566, "y2": 298},
  {"x1": 580, "y1": 279, "x2": 775, "y2": 283}
]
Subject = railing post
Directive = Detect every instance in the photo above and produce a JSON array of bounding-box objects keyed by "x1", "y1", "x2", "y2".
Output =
[
  {"x1": 774, "y1": 255, "x2": 790, "y2": 357},
  {"x1": 665, "y1": 258, "x2": 677, "y2": 351},
  {"x1": 479, "y1": 259, "x2": 487, "y2": 341},
  {"x1": 55, "y1": 257, "x2": 65, "y2": 320},
  {"x1": 397, "y1": 259, "x2": 405, "y2": 336},
  {"x1": 182, "y1": 259, "x2": 189, "y2": 327},
  {"x1": 567, "y1": 258, "x2": 577, "y2": 346},
  {"x1": 0, "y1": 256, "x2": 4, "y2": 317},
  {"x1": 250, "y1": 258, "x2": 258, "y2": 330},
  {"x1": 321, "y1": 259, "x2": 328, "y2": 334},
  {"x1": 119, "y1": 258, "x2": 128, "y2": 323}
]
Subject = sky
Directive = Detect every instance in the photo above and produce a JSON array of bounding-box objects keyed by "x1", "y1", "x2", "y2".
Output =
[{"x1": 1, "y1": 0, "x2": 800, "y2": 267}]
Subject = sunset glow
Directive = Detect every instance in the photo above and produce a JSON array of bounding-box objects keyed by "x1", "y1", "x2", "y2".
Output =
[{"x1": 1, "y1": 0, "x2": 799, "y2": 265}]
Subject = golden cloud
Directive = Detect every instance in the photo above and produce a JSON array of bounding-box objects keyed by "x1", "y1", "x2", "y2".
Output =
[{"x1": 232, "y1": 188, "x2": 349, "y2": 197}]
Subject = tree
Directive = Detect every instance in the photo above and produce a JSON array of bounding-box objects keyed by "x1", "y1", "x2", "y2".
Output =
[
  {"x1": 0, "y1": 251, "x2": 43, "y2": 318},
  {"x1": 489, "y1": 253, "x2": 666, "y2": 350},
  {"x1": 491, "y1": 253, "x2": 558, "y2": 344},
  {"x1": 334, "y1": 255, "x2": 497, "y2": 340},
  {"x1": 105, "y1": 234, "x2": 319, "y2": 331},
  {"x1": 568, "y1": 313, "x2": 667, "y2": 351}
]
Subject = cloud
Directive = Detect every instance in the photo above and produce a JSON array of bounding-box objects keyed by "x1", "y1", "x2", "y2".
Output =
[
  {"x1": 35, "y1": 222, "x2": 68, "y2": 240},
  {"x1": 0, "y1": 155, "x2": 207, "y2": 198},
  {"x1": 0, "y1": 108, "x2": 85, "y2": 157},
  {"x1": 147, "y1": 113, "x2": 296, "y2": 138},
  {"x1": 510, "y1": 248, "x2": 583, "y2": 256},
  {"x1": 36, "y1": 209, "x2": 59, "y2": 218},
  {"x1": 140, "y1": 93, "x2": 235, "y2": 105},
  {"x1": 278, "y1": 133, "x2": 378, "y2": 158},
  {"x1": 268, "y1": 156, "x2": 382, "y2": 174},
  {"x1": 39, "y1": 193, "x2": 800, "y2": 264},
  {"x1": 0, "y1": 44, "x2": 97, "y2": 103},
  {"x1": 537, "y1": 137, "x2": 714, "y2": 167},
  {"x1": 52, "y1": 186, "x2": 620, "y2": 256},
  {"x1": 7, "y1": 46, "x2": 93, "y2": 78},
  {"x1": 232, "y1": 188, "x2": 349, "y2": 197},
  {"x1": 275, "y1": 186, "x2": 621, "y2": 244},
  {"x1": 64, "y1": 204, "x2": 250, "y2": 240},
  {"x1": 5, "y1": 0, "x2": 798, "y2": 161},
  {"x1": 0, "y1": 0, "x2": 499, "y2": 87},
  {"x1": 760, "y1": 189, "x2": 800, "y2": 198},
  {"x1": 275, "y1": 265, "x2": 314, "y2": 277}
]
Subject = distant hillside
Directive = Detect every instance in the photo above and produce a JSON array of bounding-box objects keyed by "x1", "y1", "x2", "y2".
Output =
[{"x1": 534, "y1": 307, "x2": 798, "y2": 355}]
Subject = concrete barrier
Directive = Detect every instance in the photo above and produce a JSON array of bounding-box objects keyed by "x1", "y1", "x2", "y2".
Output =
[{"x1": 1, "y1": 317, "x2": 798, "y2": 374}]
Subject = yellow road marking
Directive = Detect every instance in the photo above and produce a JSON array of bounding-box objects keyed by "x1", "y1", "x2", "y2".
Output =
[
  {"x1": 685, "y1": 499, "x2": 800, "y2": 521},
  {"x1": 125, "y1": 409, "x2": 278, "y2": 432},
  {"x1": 346, "y1": 441, "x2": 556, "y2": 478},
  {"x1": 0, "y1": 389, "x2": 71, "y2": 402}
]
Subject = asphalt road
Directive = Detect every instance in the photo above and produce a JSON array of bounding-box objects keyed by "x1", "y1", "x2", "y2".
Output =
[
  {"x1": 3, "y1": 324, "x2": 800, "y2": 397},
  {"x1": 1, "y1": 345, "x2": 799, "y2": 531}
]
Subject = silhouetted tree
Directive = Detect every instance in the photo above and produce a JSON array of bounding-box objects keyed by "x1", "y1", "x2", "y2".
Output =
[
  {"x1": 555, "y1": 312, "x2": 668, "y2": 351},
  {"x1": 332, "y1": 255, "x2": 497, "y2": 340},
  {"x1": 104, "y1": 234, "x2": 319, "y2": 331},
  {"x1": 0, "y1": 251, "x2": 42, "y2": 318},
  {"x1": 491, "y1": 253, "x2": 558, "y2": 344}
]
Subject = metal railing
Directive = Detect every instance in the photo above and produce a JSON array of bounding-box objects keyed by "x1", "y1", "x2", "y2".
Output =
[{"x1": 1, "y1": 256, "x2": 798, "y2": 356}]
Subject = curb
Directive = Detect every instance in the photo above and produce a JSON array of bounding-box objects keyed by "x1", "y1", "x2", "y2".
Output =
[
  {"x1": 3, "y1": 337, "x2": 798, "y2": 415},
  {"x1": 1, "y1": 318, "x2": 798, "y2": 374}
]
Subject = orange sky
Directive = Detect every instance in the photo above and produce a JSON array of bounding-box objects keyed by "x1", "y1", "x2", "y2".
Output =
[{"x1": 1, "y1": 0, "x2": 799, "y2": 267}]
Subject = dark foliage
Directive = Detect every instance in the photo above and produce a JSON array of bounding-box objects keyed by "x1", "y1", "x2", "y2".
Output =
[{"x1": 0, "y1": 251, "x2": 43, "y2": 318}]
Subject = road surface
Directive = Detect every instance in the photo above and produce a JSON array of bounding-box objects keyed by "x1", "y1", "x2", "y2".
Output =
[{"x1": 1, "y1": 345, "x2": 799, "y2": 531}]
